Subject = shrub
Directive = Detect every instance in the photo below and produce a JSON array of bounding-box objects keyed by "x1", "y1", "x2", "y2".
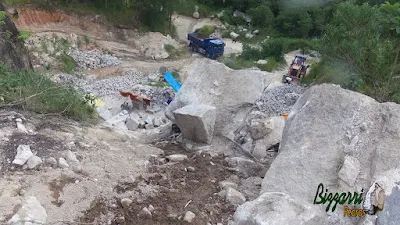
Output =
[
  {"x1": 276, "y1": 10, "x2": 313, "y2": 38},
  {"x1": 18, "y1": 30, "x2": 31, "y2": 42},
  {"x1": 257, "y1": 57, "x2": 283, "y2": 72},
  {"x1": 222, "y1": 30, "x2": 231, "y2": 38},
  {"x1": 59, "y1": 54, "x2": 77, "y2": 73},
  {"x1": 247, "y1": 5, "x2": 274, "y2": 28},
  {"x1": 164, "y1": 44, "x2": 184, "y2": 59},
  {"x1": 0, "y1": 64, "x2": 95, "y2": 120},
  {"x1": 240, "y1": 44, "x2": 262, "y2": 60}
]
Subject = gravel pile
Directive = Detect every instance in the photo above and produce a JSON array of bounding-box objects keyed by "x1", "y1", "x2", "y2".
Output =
[
  {"x1": 57, "y1": 70, "x2": 174, "y2": 106},
  {"x1": 254, "y1": 84, "x2": 307, "y2": 116},
  {"x1": 71, "y1": 70, "x2": 148, "y2": 97},
  {"x1": 69, "y1": 49, "x2": 121, "y2": 69}
]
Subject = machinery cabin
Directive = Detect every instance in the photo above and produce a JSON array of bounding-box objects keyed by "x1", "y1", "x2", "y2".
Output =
[{"x1": 284, "y1": 54, "x2": 310, "y2": 83}]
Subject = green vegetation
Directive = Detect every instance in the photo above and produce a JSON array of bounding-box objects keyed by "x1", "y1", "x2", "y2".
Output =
[
  {"x1": 0, "y1": 64, "x2": 95, "y2": 120},
  {"x1": 18, "y1": 30, "x2": 31, "y2": 42},
  {"x1": 218, "y1": 54, "x2": 283, "y2": 72},
  {"x1": 304, "y1": 1, "x2": 400, "y2": 103},
  {"x1": 241, "y1": 38, "x2": 316, "y2": 64},
  {"x1": 59, "y1": 54, "x2": 76, "y2": 73},
  {"x1": 197, "y1": 25, "x2": 216, "y2": 38},
  {"x1": 247, "y1": 5, "x2": 274, "y2": 28},
  {"x1": 164, "y1": 44, "x2": 185, "y2": 60}
]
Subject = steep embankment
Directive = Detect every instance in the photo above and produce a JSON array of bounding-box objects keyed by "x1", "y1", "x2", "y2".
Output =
[{"x1": 0, "y1": 3, "x2": 31, "y2": 69}]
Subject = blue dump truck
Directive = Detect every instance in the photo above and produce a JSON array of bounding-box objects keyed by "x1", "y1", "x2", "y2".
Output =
[{"x1": 188, "y1": 33, "x2": 225, "y2": 60}]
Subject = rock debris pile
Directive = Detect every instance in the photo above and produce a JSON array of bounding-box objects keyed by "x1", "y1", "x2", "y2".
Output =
[
  {"x1": 254, "y1": 84, "x2": 307, "y2": 117},
  {"x1": 69, "y1": 49, "x2": 121, "y2": 69},
  {"x1": 57, "y1": 70, "x2": 173, "y2": 106}
]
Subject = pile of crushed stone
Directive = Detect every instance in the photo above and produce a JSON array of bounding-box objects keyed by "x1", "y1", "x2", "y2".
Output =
[
  {"x1": 57, "y1": 71, "x2": 174, "y2": 106},
  {"x1": 69, "y1": 49, "x2": 121, "y2": 69},
  {"x1": 254, "y1": 84, "x2": 308, "y2": 117}
]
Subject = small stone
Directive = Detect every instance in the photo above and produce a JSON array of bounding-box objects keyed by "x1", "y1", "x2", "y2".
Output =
[
  {"x1": 140, "y1": 207, "x2": 152, "y2": 218},
  {"x1": 225, "y1": 187, "x2": 246, "y2": 206},
  {"x1": 219, "y1": 181, "x2": 238, "y2": 190},
  {"x1": 58, "y1": 158, "x2": 69, "y2": 168},
  {"x1": 119, "y1": 110, "x2": 128, "y2": 116},
  {"x1": 166, "y1": 154, "x2": 188, "y2": 162},
  {"x1": 15, "y1": 118, "x2": 22, "y2": 123},
  {"x1": 145, "y1": 124, "x2": 155, "y2": 129},
  {"x1": 66, "y1": 150, "x2": 79, "y2": 163},
  {"x1": 116, "y1": 216, "x2": 125, "y2": 224},
  {"x1": 167, "y1": 213, "x2": 178, "y2": 220},
  {"x1": 217, "y1": 190, "x2": 226, "y2": 198},
  {"x1": 121, "y1": 198, "x2": 133, "y2": 208},
  {"x1": 27, "y1": 156, "x2": 43, "y2": 169},
  {"x1": 148, "y1": 204, "x2": 155, "y2": 212},
  {"x1": 187, "y1": 166, "x2": 195, "y2": 172},
  {"x1": 153, "y1": 117, "x2": 162, "y2": 127},
  {"x1": 183, "y1": 211, "x2": 196, "y2": 223},
  {"x1": 12, "y1": 145, "x2": 33, "y2": 166},
  {"x1": 19, "y1": 189, "x2": 25, "y2": 196},
  {"x1": 145, "y1": 116, "x2": 153, "y2": 125},
  {"x1": 16, "y1": 122, "x2": 28, "y2": 133},
  {"x1": 126, "y1": 117, "x2": 139, "y2": 131}
]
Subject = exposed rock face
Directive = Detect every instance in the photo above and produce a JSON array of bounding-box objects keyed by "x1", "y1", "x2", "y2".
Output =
[
  {"x1": 0, "y1": 3, "x2": 31, "y2": 69},
  {"x1": 232, "y1": 192, "x2": 322, "y2": 225},
  {"x1": 377, "y1": 185, "x2": 400, "y2": 225},
  {"x1": 173, "y1": 104, "x2": 216, "y2": 144},
  {"x1": 232, "y1": 84, "x2": 400, "y2": 224},
  {"x1": 261, "y1": 84, "x2": 400, "y2": 201},
  {"x1": 166, "y1": 59, "x2": 280, "y2": 137},
  {"x1": 8, "y1": 196, "x2": 47, "y2": 224}
]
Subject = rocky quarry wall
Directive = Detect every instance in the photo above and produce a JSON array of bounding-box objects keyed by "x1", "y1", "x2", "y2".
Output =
[
  {"x1": 231, "y1": 84, "x2": 400, "y2": 225},
  {"x1": 165, "y1": 59, "x2": 284, "y2": 142},
  {"x1": 0, "y1": 3, "x2": 31, "y2": 69}
]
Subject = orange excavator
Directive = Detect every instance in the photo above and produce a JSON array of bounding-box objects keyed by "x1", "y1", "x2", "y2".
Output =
[
  {"x1": 119, "y1": 90, "x2": 151, "y2": 110},
  {"x1": 283, "y1": 54, "x2": 310, "y2": 84}
]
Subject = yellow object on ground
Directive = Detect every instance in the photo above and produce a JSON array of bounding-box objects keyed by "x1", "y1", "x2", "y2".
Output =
[
  {"x1": 94, "y1": 98, "x2": 105, "y2": 107},
  {"x1": 281, "y1": 113, "x2": 288, "y2": 120},
  {"x1": 83, "y1": 93, "x2": 105, "y2": 107}
]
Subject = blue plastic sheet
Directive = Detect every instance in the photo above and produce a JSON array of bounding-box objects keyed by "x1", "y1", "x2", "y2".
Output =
[{"x1": 164, "y1": 72, "x2": 181, "y2": 92}]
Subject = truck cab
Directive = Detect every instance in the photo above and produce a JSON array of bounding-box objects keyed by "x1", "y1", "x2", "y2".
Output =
[{"x1": 188, "y1": 33, "x2": 225, "y2": 60}]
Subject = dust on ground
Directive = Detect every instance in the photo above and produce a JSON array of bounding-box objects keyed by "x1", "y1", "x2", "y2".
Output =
[{"x1": 79, "y1": 143, "x2": 236, "y2": 225}]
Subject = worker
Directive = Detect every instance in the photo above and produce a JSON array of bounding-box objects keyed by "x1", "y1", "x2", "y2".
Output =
[{"x1": 285, "y1": 76, "x2": 292, "y2": 84}]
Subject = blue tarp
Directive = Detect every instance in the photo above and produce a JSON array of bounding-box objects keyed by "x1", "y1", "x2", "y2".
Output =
[{"x1": 164, "y1": 72, "x2": 181, "y2": 92}]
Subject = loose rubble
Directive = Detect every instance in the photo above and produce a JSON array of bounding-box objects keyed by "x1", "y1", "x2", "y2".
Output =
[
  {"x1": 12, "y1": 145, "x2": 33, "y2": 166},
  {"x1": 69, "y1": 49, "x2": 121, "y2": 69},
  {"x1": 254, "y1": 84, "x2": 307, "y2": 117}
]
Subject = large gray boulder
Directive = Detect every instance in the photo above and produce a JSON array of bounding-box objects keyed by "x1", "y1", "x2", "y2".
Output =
[
  {"x1": 0, "y1": 3, "x2": 31, "y2": 69},
  {"x1": 8, "y1": 196, "x2": 47, "y2": 224},
  {"x1": 173, "y1": 104, "x2": 216, "y2": 144},
  {"x1": 232, "y1": 192, "x2": 323, "y2": 225},
  {"x1": 377, "y1": 185, "x2": 400, "y2": 225},
  {"x1": 261, "y1": 84, "x2": 400, "y2": 201},
  {"x1": 166, "y1": 59, "x2": 280, "y2": 137},
  {"x1": 232, "y1": 84, "x2": 400, "y2": 225}
]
